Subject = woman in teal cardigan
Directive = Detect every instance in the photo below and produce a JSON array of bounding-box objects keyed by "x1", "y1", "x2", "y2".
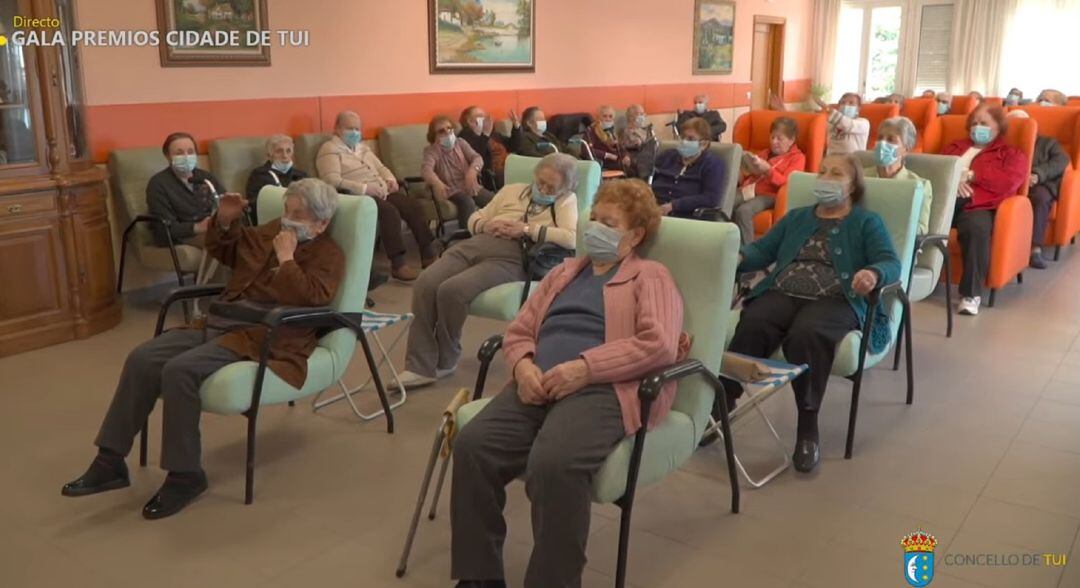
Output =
[{"x1": 726, "y1": 154, "x2": 901, "y2": 473}]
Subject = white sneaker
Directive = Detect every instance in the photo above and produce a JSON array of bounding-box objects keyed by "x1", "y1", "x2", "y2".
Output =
[
  {"x1": 396, "y1": 370, "x2": 437, "y2": 389},
  {"x1": 436, "y1": 365, "x2": 457, "y2": 379},
  {"x1": 958, "y1": 296, "x2": 981, "y2": 316}
]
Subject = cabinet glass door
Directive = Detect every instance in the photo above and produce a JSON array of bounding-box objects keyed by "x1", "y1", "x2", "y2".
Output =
[
  {"x1": 0, "y1": 0, "x2": 41, "y2": 167},
  {"x1": 56, "y1": 0, "x2": 87, "y2": 161}
]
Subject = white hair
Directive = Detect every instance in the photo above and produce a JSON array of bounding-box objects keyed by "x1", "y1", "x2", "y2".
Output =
[
  {"x1": 285, "y1": 178, "x2": 339, "y2": 221},
  {"x1": 265, "y1": 133, "x2": 293, "y2": 155},
  {"x1": 535, "y1": 153, "x2": 579, "y2": 195},
  {"x1": 878, "y1": 116, "x2": 918, "y2": 151}
]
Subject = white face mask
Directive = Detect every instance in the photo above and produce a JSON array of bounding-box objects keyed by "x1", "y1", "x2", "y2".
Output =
[
  {"x1": 472, "y1": 117, "x2": 485, "y2": 134},
  {"x1": 535, "y1": 120, "x2": 548, "y2": 134}
]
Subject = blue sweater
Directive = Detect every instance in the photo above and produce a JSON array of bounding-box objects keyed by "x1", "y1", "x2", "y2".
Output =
[
  {"x1": 740, "y1": 204, "x2": 902, "y2": 353},
  {"x1": 651, "y1": 148, "x2": 727, "y2": 216}
]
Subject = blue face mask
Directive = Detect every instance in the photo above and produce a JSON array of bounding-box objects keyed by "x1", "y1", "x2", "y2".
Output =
[
  {"x1": 841, "y1": 105, "x2": 859, "y2": 119},
  {"x1": 534, "y1": 120, "x2": 548, "y2": 134},
  {"x1": 171, "y1": 154, "x2": 197, "y2": 175},
  {"x1": 1039, "y1": 100, "x2": 1054, "y2": 107},
  {"x1": 636, "y1": 114, "x2": 647, "y2": 127},
  {"x1": 440, "y1": 132, "x2": 457, "y2": 149},
  {"x1": 677, "y1": 139, "x2": 703, "y2": 159},
  {"x1": 584, "y1": 221, "x2": 624, "y2": 263},
  {"x1": 874, "y1": 141, "x2": 900, "y2": 167},
  {"x1": 812, "y1": 179, "x2": 847, "y2": 207},
  {"x1": 694, "y1": 102, "x2": 707, "y2": 114},
  {"x1": 1006, "y1": 92, "x2": 1021, "y2": 105},
  {"x1": 281, "y1": 217, "x2": 314, "y2": 242},
  {"x1": 343, "y1": 129, "x2": 362, "y2": 149},
  {"x1": 530, "y1": 184, "x2": 557, "y2": 206},
  {"x1": 970, "y1": 124, "x2": 992, "y2": 146},
  {"x1": 271, "y1": 160, "x2": 292, "y2": 174},
  {"x1": 937, "y1": 102, "x2": 950, "y2": 115}
]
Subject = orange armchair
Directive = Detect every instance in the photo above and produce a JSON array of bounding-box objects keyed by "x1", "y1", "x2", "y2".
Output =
[
  {"x1": 732, "y1": 110, "x2": 827, "y2": 237},
  {"x1": 950, "y1": 95, "x2": 979, "y2": 115},
  {"x1": 983, "y1": 97, "x2": 1005, "y2": 109},
  {"x1": 929, "y1": 114, "x2": 1037, "y2": 306},
  {"x1": 856, "y1": 103, "x2": 901, "y2": 149},
  {"x1": 1013, "y1": 105, "x2": 1080, "y2": 259},
  {"x1": 901, "y1": 97, "x2": 940, "y2": 152}
]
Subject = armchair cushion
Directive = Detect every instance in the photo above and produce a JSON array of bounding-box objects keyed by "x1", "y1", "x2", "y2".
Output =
[{"x1": 208, "y1": 136, "x2": 270, "y2": 194}]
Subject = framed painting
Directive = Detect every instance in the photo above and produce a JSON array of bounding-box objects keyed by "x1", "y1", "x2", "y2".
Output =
[
  {"x1": 429, "y1": 0, "x2": 535, "y2": 73},
  {"x1": 693, "y1": 0, "x2": 735, "y2": 75},
  {"x1": 156, "y1": 0, "x2": 271, "y2": 67}
]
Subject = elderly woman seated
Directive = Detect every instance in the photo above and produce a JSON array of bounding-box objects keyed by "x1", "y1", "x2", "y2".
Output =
[
  {"x1": 1036, "y1": 89, "x2": 1068, "y2": 107},
  {"x1": 942, "y1": 104, "x2": 1030, "y2": 315},
  {"x1": 422, "y1": 115, "x2": 496, "y2": 228},
  {"x1": 62, "y1": 179, "x2": 344, "y2": 519},
  {"x1": 509, "y1": 106, "x2": 565, "y2": 157},
  {"x1": 582, "y1": 105, "x2": 626, "y2": 172},
  {"x1": 732, "y1": 116, "x2": 806, "y2": 244},
  {"x1": 884, "y1": 93, "x2": 907, "y2": 109},
  {"x1": 147, "y1": 131, "x2": 226, "y2": 247},
  {"x1": 935, "y1": 92, "x2": 953, "y2": 115},
  {"x1": 450, "y1": 179, "x2": 684, "y2": 588},
  {"x1": 651, "y1": 117, "x2": 727, "y2": 218},
  {"x1": 968, "y1": 91, "x2": 984, "y2": 104},
  {"x1": 724, "y1": 154, "x2": 901, "y2": 473},
  {"x1": 1005, "y1": 88, "x2": 1025, "y2": 106},
  {"x1": 245, "y1": 134, "x2": 308, "y2": 224},
  {"x1": 863, "y1": 116, "x2": 933, "y2": 235},
  {"x1": 813, "y1": 92, "x2": 870, "y2": 156},
  {"x1": 618, "y1": 103, "x2": 657, "y2": 179},
  {"x1": 398, "y1": 153, "x2": 580, "y2": 389}
]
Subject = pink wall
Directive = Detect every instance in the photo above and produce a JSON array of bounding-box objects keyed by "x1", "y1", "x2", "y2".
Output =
[{"x1": 76, "y1": 0, "x2": 812, "y2": 106}]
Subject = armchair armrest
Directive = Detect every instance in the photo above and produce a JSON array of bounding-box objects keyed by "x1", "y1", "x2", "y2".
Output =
[
  {"x1": 867, "y1": 280, "x2": 904, "y2": 307},
  {"x1": 155, "y1": 284, "x2": 227, "y2": 335},
  {"x1": 692, "y1": 207, "x2": 731, "y2": 223},
  {"x1": 403, "y1": 176, "x2": 425, "y2": 185},
  {"x1": 916, "y1": 233, "x2": 948, "y2": 253},
  {"x1": 444, "y1": 229, "x2": 472, "y2": 245},
  {"x1": 636, "y1": 359, "x2": 707, "y2": 403}
]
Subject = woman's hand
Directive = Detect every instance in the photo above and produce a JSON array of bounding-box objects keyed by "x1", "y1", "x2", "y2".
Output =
[
  {"x1": 273, "y1": 229, "x2": 298, "y2": 264},
  {"x1": 957, "y1": 182, "x2": 974, "y2": 199},
  {"x1": 851, "y1": 269, "x2": 879, "y2": 296},
  {"x1": 812, "y1": 95, "x2": 828, "y2": 112},
  {"x1": 386, "y1": 177, "x2": 400, "y2": 193},
  {"x1": 365, "y1": 183, "x2": 388, "y2": 199},
  {"x1": 193, "y1": 217, "x2": 211, "y2": 234},
  {"x1": 465, "y1": 169, "x2": 482, "y2": 195},
  {"x1": 216, "y1": 193, "x2": 248, "y2": 226},
  {"x1": 431, "y1": 182, "x2": 449, "y2": 201},
  {"x1": 541, "y1": 359, "x2": 590, "y2": 400},
  {"x1": 514, "y1": 358, "x2": 546, "y2": 405},
  {"x1": 499, "y1": 220, "x2": 527, "y2": 239},
  {"x1": 509, "y1": 108, "x2": 521, "y2": 128},
  {"x1": 660, "y1": 203, "x2": 674, "y2": 216}
]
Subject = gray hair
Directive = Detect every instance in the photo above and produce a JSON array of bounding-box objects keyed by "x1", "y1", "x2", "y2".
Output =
[
  {"x1": 284, "y1": 178, "x2": 339, "y2": 221},
  {"x1": 535, "y1": 153, "x2": 579, "y2": 195},
  {"x1": 265, "y1": 133, "x2": 293, "y2": 155},
  {"x1": 878, "y1": 116, "x2": 918, "y2": 151},
  {"x1": 335, "y1": 110, "x2": 361, "y2": 129}
]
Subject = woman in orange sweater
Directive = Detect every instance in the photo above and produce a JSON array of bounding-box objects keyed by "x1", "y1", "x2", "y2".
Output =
[{"x1": 731, "y1": 116, "x2": 806, "y2": 244}]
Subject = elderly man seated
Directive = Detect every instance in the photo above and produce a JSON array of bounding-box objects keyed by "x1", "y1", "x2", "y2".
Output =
[
  {"x1": 62, "y1": 179, "x2": 345, "y2": 520},
  {"x1": 935, "y1": 92, "x2": 953, "y2": 115},
  {"x1": 318, "y1": 110, "x2": 436, "y2": 281},
  {"x1": 676, "y1": 93, "x2": 726, "y2": 141},
  {"x1": 245, "y1": 133, "x2": 308, "y2": 224},
  {"x1": 618, "y1": 103, "x2": 657, "y2": 179}
]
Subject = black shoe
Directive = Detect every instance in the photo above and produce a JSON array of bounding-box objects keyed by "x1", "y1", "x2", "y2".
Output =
[
  {"x1": 142, "y1": 472, "x2": 208, "y2": 520},
  {"x1": 61, "y1": 455, "x2": 130, "y2": 497},
  {"x1": 1030, "y1": 251, "x2": 1048, "y2": 270},
  {"x1": 792, "y1": 439, "x2": 821, "y2": 473}
]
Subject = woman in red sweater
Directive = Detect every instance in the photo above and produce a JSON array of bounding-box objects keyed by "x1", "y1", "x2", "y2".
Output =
[
  {"x1": 942, "y1": 104, "x2": 1030, "y2": 316},
  {"x1": 731, "y1": 116, "x2": 807, "y2": 244}
]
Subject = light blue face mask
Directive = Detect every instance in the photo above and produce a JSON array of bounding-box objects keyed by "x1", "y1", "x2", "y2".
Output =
[
  {"x1": 584, "y1": 220, "x2": 624, "y2": 263},
  {"x1": 1006, "y1": 92, "x2": 1021, "y2": 105},
  {"x1": 937, "y1": 102, "x2": 950, "y2": 115},
  {"x1": 677, "y1": 139, "x2": 702, "y2": 158},
  {"x1": 874, "y1": 141, "x2": 900, "y2": 167},
  {"x1": 1039, "y1": 100, "x2": 1055, "y2": 107},
  {"x1": 171, "y1": 154, "x2": 197, "y2": 175},
  {"x1": 281, "y1": 217, "x2": 314, "y2": 242},
  {"x1": 440, "y1": 132, "x2": 457, "y2": 149},
  {"x1": 271, "y1": 160, "x2": 293, "y2": 174},
  {"x1": 601, "y1": 121, "x2": 615, "y2": 130},
  {"x1": 534, "y1": 120, "x2": 548, "y2": 134},
  {"x1": 530, "y1": 184, "x2": 557, "y2": 206},
  {"x1": 812, "y1": 179, "x2": 847, "y2": 207},
  {"x1": 343, "y1": 129, "x2": 362, "y2": 149},
  {"x1": 636, "y1": 114, "x2": 647, "y2": 127},
  {"x1": 694, "y1": 102, "x2": 707, "y2": 114},
  {"x1": 970, "y1": 124, "x2": 992, "y2": 146},
  {"x1": 841, "y1": 105, "x2": 859, "y2": 119}
]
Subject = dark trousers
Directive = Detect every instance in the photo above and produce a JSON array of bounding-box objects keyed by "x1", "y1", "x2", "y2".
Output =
[
  {"x1": 1030, "y1": 185, "x2": 1056, "y2": 247},
  {"x1": 725, "y1": 290, "x2": 858, "y2": 412},
  {"x1": 952, "y1": 201, "x2": 995, "y2": 298},
  {"x1": 451, "y1": 384, "x2": 626, "y2": 588},
  {"x1": 94, "y1": 329, "x2": 238, "y2": 472},
  {"x1": 449, "y1": 188, "x2": 495, "y2": 228},
  {"x1": 377, "y1": 190, "x2": 435, "y2": 262}
]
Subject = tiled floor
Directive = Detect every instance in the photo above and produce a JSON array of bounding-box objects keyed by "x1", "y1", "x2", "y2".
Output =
[{"x1": 3, "y1": 253, "x2": 1080, "y2": 588}]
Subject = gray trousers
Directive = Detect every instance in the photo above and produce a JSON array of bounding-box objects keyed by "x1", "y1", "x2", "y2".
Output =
[
  {"x1": 95, "y1": 329, "x2": 237, "y2": 472},
  {"x1": 732, "y1": 194, "x2": 776, "y2": 245},
  {"x1": 451, "y1": 384, "x2": 626, "y2": 588},
  {"x1": 405, "y1": 235, "x2": 524, "y2": 377},
  {"x1": 449, "y1": 189, "x2": 495, "y2": 228}
]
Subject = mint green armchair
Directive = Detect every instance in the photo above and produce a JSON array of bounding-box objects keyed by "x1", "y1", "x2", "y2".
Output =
[
  {"x1": 728, "y1": 172, "x2": 924, "y2": 459},
  {"x1": 138, "y1": 186, "x2": 386, "y2": 504},
  {"x1": 379, "y1": 124, "x2": 457, "y2": 236},
  {"x1": 398, "y1": 217, "x2": 743, "y2": 587},
  {"x1": 208, "y1": 136, "x2": 271, "y2": 194},
  {"x1": 467, "y1": 154, "x2": 602, "y2": 320},
  {"x1": 293, "y1": 133, "x2": 333, "y2": 177}
]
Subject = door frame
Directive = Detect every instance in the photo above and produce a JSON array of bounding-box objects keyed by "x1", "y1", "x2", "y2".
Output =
[{"x1": 752, "y1": 15, "x2": 786, "y2": 109}]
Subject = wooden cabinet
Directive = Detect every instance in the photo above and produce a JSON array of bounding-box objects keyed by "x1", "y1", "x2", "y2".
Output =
[{"x1": 0, "y1": 0, "x2": 121, "y2": 357}]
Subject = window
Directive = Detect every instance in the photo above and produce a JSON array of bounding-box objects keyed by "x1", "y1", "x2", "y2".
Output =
[
  {"x1": 913, "y1": 4, "x2": 953, "y2": 92},
  {"x1": 999, "y1": 0, "x2": 1080, "y2": 96},
  {"x1": 830, "y1": 2, "x2": 904, "y2": 99}
]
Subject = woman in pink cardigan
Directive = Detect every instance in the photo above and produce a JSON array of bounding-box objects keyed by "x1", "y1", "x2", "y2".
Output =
[{"x1": 450, "y1": 180, "x2": 686, "y2": 588}]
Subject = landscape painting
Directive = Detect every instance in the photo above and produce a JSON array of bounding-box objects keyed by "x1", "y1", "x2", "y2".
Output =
[
  {"x1": 693, "y1": 0, "x2": 735, "y2": 75},
  {"x1": 156, "y1": 0, "x2": 271, "y2": 67},
  {"x1": 430, "y1": 0, "x2": 535, "y2": 72}
]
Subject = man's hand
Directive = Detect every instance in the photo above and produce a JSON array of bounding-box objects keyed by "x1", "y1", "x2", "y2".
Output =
[
  {"x1": 660, "y1": 202, "x2": 674, "y2": 215},
  {"x1": 508, "y1": 108, "x2": 520, "y2": 128},
  {"x1": 432, "y1": 183, "x2": 449, "y2": 201},
  {"x1": 769, "y1": 90, "x2": 786, "y2": 111},
  {"x1": 514, "y1": 358, "x2": 546, "y2": 405},
  {"x1": 216, "y1": 192, "x2": 247, "y2": 226},
  {"x1": 194, "y1": 217, "x2": 211, "y2": 234},
  {"x1": 541, "y1": 359, "x2": 590, "y2": 400},
  {"x1": 851, "y1": 269, "x2": 879, "y2": 296},
  {"x1": 273, "y1": 229, "x2": 298, "y2": 263},
  {"x1": 386, "y1": 177, "x2": 400, "y2": 193},
  {"x1": 957, "y1": 182, "x2": 974, "y2": 199}
]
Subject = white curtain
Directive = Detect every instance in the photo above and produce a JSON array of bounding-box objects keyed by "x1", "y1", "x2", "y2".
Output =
[
  {"x1": 811, "y1": 0, "x2": 842, "y2": 93},
  {"x1": 947, "y1": 0, "x2": 1017, "y2": 95},
  {"x1": 998, "y1": 0, "x2": 1080, "y2": 96}
]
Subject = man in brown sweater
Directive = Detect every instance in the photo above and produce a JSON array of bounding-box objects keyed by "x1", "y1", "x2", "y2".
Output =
[
  {"x1": 317, "y1": 110, "x2": 436, "y2": 281},
  {"x1": 61, "y1": 179, "x2": 345, "y2": 520}
]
